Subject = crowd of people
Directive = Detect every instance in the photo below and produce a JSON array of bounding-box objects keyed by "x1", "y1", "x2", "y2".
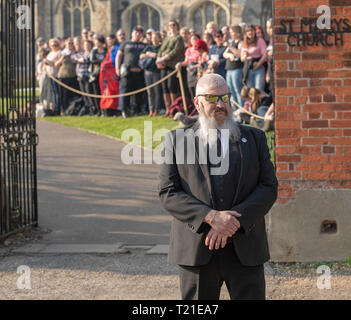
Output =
[{"x1": 36, "y1": 19, "x2": 274, "y2": 131}]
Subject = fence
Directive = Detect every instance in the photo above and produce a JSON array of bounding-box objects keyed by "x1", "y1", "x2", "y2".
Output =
[{"x1": 0, "y1": 0, "x2": 38, "y2": 238}]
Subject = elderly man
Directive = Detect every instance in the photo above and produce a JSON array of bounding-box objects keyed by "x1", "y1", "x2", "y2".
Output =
[{"x1": 158, "y1": 73, "x2": 278, "y2": 300}]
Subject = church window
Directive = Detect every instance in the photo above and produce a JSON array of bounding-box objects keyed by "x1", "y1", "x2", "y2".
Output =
[
  {"x1": 191, "y1": 1, "x2": 228, "y2": 34},
  {"x1": 63, "y1": 0, "x2": 91, "y2": 37},
  {"x1": 128, "y1": 4, "x2": 160, "y2": 34}
]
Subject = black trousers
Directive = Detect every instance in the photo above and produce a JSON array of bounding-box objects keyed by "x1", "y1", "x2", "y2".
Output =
[
  {"x1": 178, "y1": 241, "x2": 265, "y2": 300},
  {"x1": 121, "y1": 71, "x2": 145, "y2": 115},
  {"x1": 58, "y1": 77, "x2": 79, "y2": 113}
]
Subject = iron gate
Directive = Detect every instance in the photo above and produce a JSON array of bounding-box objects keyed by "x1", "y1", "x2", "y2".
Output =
[{"x1": 0, "y1": 0, "x2": 38, "y2": 238}]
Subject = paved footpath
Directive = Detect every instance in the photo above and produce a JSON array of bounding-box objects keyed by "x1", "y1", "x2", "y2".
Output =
[{"x1": 36, "y1": 120, "x2": 171, "y2": 247}]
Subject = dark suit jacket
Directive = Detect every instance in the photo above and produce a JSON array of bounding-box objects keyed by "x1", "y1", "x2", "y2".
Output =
[{"x1": 158, "y1": 122, "x2": 278, "y2": 267}]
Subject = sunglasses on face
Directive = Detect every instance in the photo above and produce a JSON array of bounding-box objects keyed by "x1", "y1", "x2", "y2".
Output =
[{"x1": 197, "y1": 94, "x2": 231, "y2": 104}]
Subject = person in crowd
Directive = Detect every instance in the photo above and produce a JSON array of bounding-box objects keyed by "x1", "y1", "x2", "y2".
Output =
[
  {"x1": 99, "y1": 34, "x2": 120, "y2": 117},
  {"x1": 208, "y1": 30, "x2": 227, "y2": 78},
  {"x1": 224, "y1": 25, "x2": 244, "y2": 108},
  {"x1": 180, "y1": 27, "x2": 191, "y2": 48},
  {"x1": 255, "y1": 26, "x2": 269, "y2": 45},
  {"x1": 175, "y1": 33, "x2": 201, "y2": 100},
  {"x1": 116, "y1": 29, "x2": 126, "y2": 114},
  {"x1": 179, "y1": 27, "x2": 192, "y2": 100},
  {"x1": 35, "y1": 37, "x2": 46, "y2": 64},
  {"x1": 249, "y1": 88, "x2": 274, "y2": 132},
  {"x1": 58, "y1": 37, "x2": 66, "y2": 50},
  {"x1": 221, "y1": 25, "x2": 230, "y2": 46},
  {"x1": 116, "y1": 29, "x2": 126, "y2": 44},
  {"x1": 106, "y1": 34, "x2": 119, "y2": 68},
  {"x1": 265, "y1": 19, "x2": 274, "y2": 97},
  {"x1": 43, "y1": 38, "x2": 62, "y2": 115},
  {"x1": 241, "y1": 25, "x2": 267, "y2": 93},
  {"x1": 140, "y1": 31, "x2": 163, "y2": 117},
  {"x1": 36, "y1": 47, "x2": 54, "y2": 110},
  {"x1": 161, "y1": 30, "x2": 167, "y2": 41},
  {"x1": 205, "y1": 21, "x2": 218, "y2": 36},
  {"x1": 88, "y1": 31, "x2": 95, "y2": 42},
  {"x1": 203, "y1": 32, "x2": 214, "y2": 50},
  {"x1": 89, "y1": 34, "x2": 107, "y2": 115},
  {"x1": 156, "y1": 20, "x2": 185, "y2": 117},
  {"x1": 82, "y1": 28, "x2": 90, "y2": 41},
  {"x1": 73, "y1": 36, "x2": 83, "y2": 53},
  {"x1": 56, "y1": 38, "x2": 79, "y2": 114},
  {"x1": 239, "y1": 22, "x2": 247, "y2": 33},
  {"x1": 158, "y1": 73, "x2": 278, "y2": 300},
  {"x1": 144, "y1": 28, "x2": 155, "y2": 45},
  {"x1": 71, "y1": 40, "x2": 94, "y2": 115},
  {"x1": 193, "y1": 38, "x2": 209, "y2": 79},
  {"x1": 116, "y1": 25, "x2": 147, "y2": 118}
]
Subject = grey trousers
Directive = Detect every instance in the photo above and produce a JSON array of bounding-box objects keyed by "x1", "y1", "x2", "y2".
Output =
[
  {"x1": 144, "y1": 70, "x2": 162, "y2": 112},
  {"x1": 178, "y1": 241, "x2": 265, "y2": 300}
]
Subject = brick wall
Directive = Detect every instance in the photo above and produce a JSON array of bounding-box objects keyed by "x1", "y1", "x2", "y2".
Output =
[{"x1": 274, "y1": 0, "x2": 351, "y2": 204}]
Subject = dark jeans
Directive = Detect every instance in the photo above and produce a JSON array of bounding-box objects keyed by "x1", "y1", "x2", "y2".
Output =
[
  {"x1": 144, "y1": 70, "x2": 162, "y2": 113},
  {"x1": 121, "y1": 71, "x2": 145, "y2": 115},
  {"x1": 91, "y1": 77, "x2": 101, "y2": 112},
  {"x1": 58, "y1": 77, "x2": 79, "y2": 113},
  {"x1": 78, "y1": 77, "x2": 93, "y2": 108},
  {"x1": 178, "y1": 241, "x2": 265, "y2": 300}
]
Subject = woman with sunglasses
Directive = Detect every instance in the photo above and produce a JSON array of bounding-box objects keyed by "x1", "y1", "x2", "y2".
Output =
[
  {"x1": 207, "y1": 30, "x2": 227, "y2": 78},
  {"x1": 156, "y1": 20, "x2": 185, "y2": 117},
  {"x1": 241, "y1": 25, "x2": 268, "y2": 93}
]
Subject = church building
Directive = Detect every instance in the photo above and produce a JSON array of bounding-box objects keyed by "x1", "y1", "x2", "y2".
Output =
[{"x1": 34, "y1": 0, "x2": 272, "y2": 39}]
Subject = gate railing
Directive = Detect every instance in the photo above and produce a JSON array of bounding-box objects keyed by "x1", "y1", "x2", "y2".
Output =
[{"x1": 0, "y1": 0, "x2": 38, "y2": 238}]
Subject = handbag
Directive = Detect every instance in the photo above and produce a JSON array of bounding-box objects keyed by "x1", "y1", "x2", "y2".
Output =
[{"x1": 138, "y1": 57, "x2": 154, "y2": 70}]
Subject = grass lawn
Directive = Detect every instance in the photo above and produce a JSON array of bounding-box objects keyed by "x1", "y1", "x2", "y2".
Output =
[
  {"x1": 1, "y1": 89, "x2": 40, "y2": 114},
  {"x1": 40, "y1": 115, "x2": 177, "y2": 150},
  {"x1": 41, "y1": 115, "x2": 276, "y2": 164}
]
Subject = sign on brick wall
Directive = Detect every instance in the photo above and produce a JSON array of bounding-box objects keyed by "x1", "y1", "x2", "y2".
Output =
[{"x1": 274, "y1": 0, "x2": 351, "y2": 204}]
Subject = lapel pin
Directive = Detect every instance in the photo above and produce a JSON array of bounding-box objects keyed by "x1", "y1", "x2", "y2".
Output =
[{"x1": 241, "y1": 137, "x2": 247, "y2": 143}]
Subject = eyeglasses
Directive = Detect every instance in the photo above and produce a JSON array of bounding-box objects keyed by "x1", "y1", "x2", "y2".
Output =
[
  {"x1": 169, "y1": 23, "x2": 176, "y2": 27},
  {"x1": 197, "y1": 94, "x2": 231, "y2": 104}
]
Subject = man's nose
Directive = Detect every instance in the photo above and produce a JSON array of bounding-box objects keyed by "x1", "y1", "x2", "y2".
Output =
[{"x1": 216, "y1": 99, "x2": 226, "y2": 108}]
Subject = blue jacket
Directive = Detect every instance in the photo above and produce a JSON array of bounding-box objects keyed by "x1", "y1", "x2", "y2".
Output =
[
  {"x1": 110, "y1": 43, "x2": 120, "y2": 68},
  {"x1": 208, "y1": 44, "x2": 226, "y2": 78}
]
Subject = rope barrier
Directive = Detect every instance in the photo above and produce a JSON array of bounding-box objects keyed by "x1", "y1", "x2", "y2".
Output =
[
  {"x1": 45, "y1": 68, "x2": 178, "y2": 99},
  {"x1": 230, "y1": 97, "x2": 266, "y2": 120},
  {"x1": 46, "y1": 67, "x2": 266, "y2": 121}
]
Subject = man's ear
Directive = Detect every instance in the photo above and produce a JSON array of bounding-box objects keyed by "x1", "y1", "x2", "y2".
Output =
[{"x1": 194, "y1": 97, "x2": 201, "y2": 113}]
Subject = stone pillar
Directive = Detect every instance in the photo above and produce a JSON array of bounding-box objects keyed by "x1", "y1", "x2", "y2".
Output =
[{"x1": 269, "y1": 0, "x2": 351, "y2": 261}]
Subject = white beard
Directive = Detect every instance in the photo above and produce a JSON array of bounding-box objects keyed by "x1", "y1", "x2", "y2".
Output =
[{"x1": 198, "y1": 111, "x2": 241, "y2": 148}]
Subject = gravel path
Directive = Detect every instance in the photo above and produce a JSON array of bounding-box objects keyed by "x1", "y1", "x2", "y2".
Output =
[{"x1": 1, "y1": 243, "x2": 350, "y2": 300}]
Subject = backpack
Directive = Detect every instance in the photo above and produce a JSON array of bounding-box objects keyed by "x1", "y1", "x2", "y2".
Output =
[{"x1": 64, "y1": 97, "x2": 85, "y2": 116}]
